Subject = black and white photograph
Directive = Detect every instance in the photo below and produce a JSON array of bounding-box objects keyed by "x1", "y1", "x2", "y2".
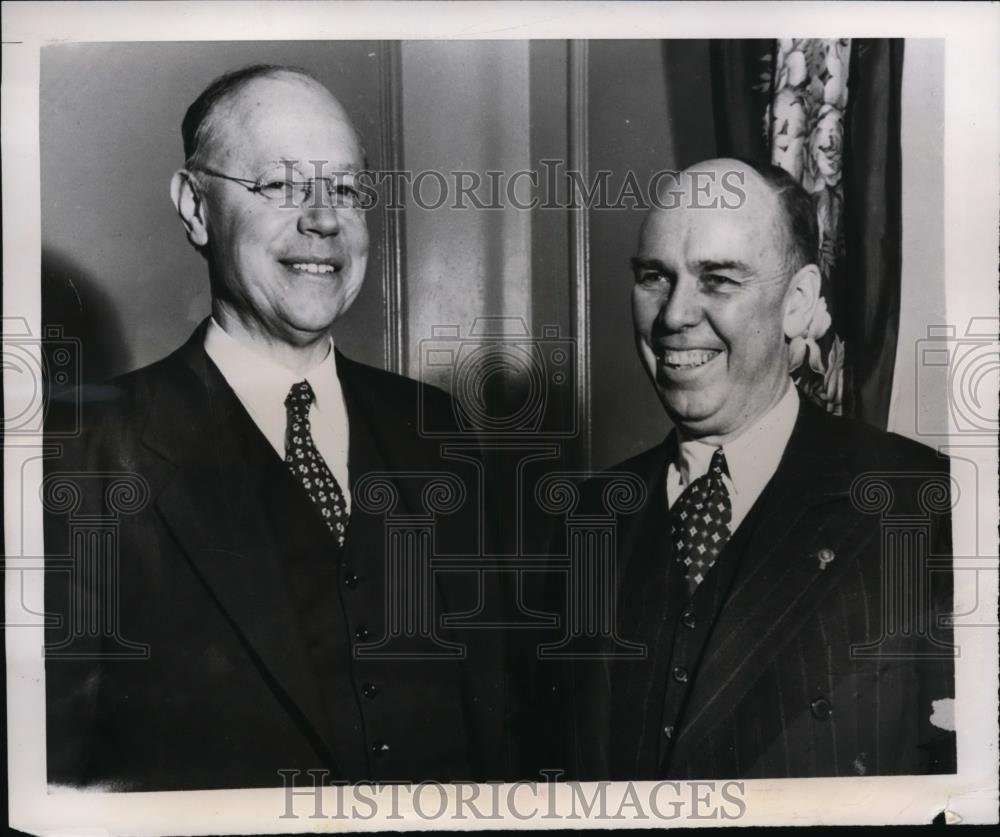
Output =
[{"x1": 3, "y1": 1, "x2": 998, "y2": 832}]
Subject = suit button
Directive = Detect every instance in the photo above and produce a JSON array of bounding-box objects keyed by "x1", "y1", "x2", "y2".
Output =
[
  {"x1": 672, "y1": 666, "x2": 688, "y2": 683},
  {"x1": 354, "y1": 625, "x2": 369, "y2": 641},
  {"x1": 344, "y1": 572, "x2": 360, "y2": 589},
  {"x1": 681, "y1": 610, "x2": 697, "y2": 629},
  {"x1": 362, "y1": 682, "x2": 379, "y2": 699},
  {"x1": 810, "y1": 698, "x2": 833, "y2": 720},
  {"x1": 371, "y1": 741, "x2": 390, "y2": 756},
  {"x1": 662, "y1": 725, "x2": 674, "y2": 739}
]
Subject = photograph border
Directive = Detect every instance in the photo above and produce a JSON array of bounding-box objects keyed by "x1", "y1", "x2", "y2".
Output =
[{"x1": 3, "y1": 1, "x2": 998, "y2": 833}]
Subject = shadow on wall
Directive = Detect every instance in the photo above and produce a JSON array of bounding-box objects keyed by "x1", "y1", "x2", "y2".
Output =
[{"x1": 42, "y1": 247, "x2": 131, "y2": 386}]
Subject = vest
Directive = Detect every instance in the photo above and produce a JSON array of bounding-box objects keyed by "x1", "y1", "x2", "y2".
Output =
[{"x1": 228, "y1": 378, "x2": 474, "y2": 781}]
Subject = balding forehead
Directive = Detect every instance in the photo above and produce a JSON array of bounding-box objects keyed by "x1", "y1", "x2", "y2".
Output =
[
  {"x1": 646, "y1": 165, "x2": 779, "y2": 237},
  {"x1": 638, "y1": 187, "x2": 790, "y2": 275},
  {"x1": 651, "y1": 163, "x2": 768, "y2": 206},
  {"x1": 220, "y1": 72, "x2": 346, "y2": 121},
  {"x1": 193, "y1": 72, "x2": 360, "y2": 166},
  {"x1": 644, "y1": 158, "x2": 815, "y2": 275}
]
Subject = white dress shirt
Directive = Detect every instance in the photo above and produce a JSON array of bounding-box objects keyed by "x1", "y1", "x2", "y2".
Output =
[
  {"x1": 204, "y1": 319, "x2": 352, "y2": 513},
  {"x1": 665, "y1": 382, "x2": 799, "y2": 531}
]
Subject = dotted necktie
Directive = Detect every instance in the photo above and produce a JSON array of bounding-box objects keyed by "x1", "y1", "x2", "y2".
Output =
[
  {"x1": 284, "y1": 380, "x2": 349, "y2": 548},
  {"x1": 670, "y1": 447, "x2": 732, "y2": 595}
]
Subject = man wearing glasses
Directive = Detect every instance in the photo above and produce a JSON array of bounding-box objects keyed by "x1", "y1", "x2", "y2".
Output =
[{"x1": 44, "y1": 65, "x2": 505, "y2": 790}]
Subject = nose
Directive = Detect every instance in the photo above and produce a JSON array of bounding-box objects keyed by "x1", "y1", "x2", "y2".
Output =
[
  {"x1": 296, "y1": 181, "x2": 343, "y2": 237},
  {"x1": 658, "y1": 274, "x2": 703, "y2": 332}
]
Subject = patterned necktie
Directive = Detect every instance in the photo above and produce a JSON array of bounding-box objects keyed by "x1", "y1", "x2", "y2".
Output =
[
  {"x1": 670, "y1": 447, "x2": 732, "y2": 595},
  {"x1": 284, "y1": 380, "x2": 349, "y2": 548}
]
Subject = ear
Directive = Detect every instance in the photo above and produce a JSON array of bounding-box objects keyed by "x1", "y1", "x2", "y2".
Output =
[
  {"x1": 782, "y1": 263, "x2": 821, "y2": 339},
  {"x1": 170, "y1": 169, "x2": 209, "y2": 248}
]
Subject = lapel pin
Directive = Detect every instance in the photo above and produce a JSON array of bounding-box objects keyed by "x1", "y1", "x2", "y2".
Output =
[{"x1": 817, "y1": 548, "x2": 835, "y2": 570}]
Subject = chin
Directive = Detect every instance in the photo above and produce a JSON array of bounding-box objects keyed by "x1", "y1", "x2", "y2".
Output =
[
  {"x1": 667, "y1": 414, "x2": 716, "y2": 437},
  {"x1": 662, "y1": 405, "x2": 735, "y2": 442},
  {"x1": 278, "y1": 312, "x2": 338, "y2": 338},
  {"x1": 287, "y1": 296, "x2": 351, "y2": 327},
  {"x1": 660, "y1": 388, "x2": 718, "y2": 419}
]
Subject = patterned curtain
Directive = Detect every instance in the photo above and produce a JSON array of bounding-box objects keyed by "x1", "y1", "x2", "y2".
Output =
[
  {"x1": 765, "y1": 38, "x2": 849, "y2": 415},
  {"x1": 708, "y1": 38, "x2": 904, "y2": 426}
]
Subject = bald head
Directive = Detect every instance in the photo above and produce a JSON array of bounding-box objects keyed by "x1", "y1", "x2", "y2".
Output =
[
  {"x1": 182, "y1": 65, "x2": 362, "y2": 169},
  {"x1": 646, "y1": 158, "x2": 818, "y2": 275}
]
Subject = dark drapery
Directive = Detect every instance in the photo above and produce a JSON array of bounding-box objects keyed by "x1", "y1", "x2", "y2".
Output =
[
  {"x1": 841, "y1": 39, "x2": 905, "y2": 429},
  {"x1": 709, "y1": 40, "x2": 773, "y2": 162}
]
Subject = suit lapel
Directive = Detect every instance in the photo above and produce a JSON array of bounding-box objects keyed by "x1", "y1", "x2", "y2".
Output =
[
  {"x1": 616, "y1": 436, "x2": 675, "y2": 582},
  {"x1": 335, "y1": 351, "x2": 424, "y2": 519},
  {"x1": 140, "y1": 329, "x2": 342, "y2": 771},
  {"x1": 561, "y1": 438, "x2": 672, "y2": 776},
  {"x1": 608, "y1": 437, "x2": 684, "y2": 774},
  {"x1": 666, "y1": 401, "x2": 879, "y2": 771}
]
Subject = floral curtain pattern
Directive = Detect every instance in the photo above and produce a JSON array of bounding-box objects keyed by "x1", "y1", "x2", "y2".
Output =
[{"x1": 761, "y1": 38, "x2": 851, "y2": 414}]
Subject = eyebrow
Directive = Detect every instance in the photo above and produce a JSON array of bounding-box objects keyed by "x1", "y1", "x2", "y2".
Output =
[
  {"x1": 691, "y1": 259, "x2": 753, "y2": 275},
  {"x1": 630, "y1": 256, "x2": 753, "y2": 276},
  {"x1": 630, "y1": 256, "x2": 670, "y2": 272},
  {"x1": 267, "y1": 160, "x2": 363, "y2": 175}
]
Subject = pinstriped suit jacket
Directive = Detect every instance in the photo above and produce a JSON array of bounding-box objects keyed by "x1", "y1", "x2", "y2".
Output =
[{"x1": 552, "y1": 397, "x2": 956, "y2": 779}]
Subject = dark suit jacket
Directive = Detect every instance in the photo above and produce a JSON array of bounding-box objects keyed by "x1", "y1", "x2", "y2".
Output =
[
  {"x1": 44, "y1": 325, "x2": 508, "y2": 790},
  {"x1": 537, "y1": 397, "x2": 955, "y2": 779}
]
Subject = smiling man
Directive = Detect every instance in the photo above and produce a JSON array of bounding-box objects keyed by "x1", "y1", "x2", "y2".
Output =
[
  {"x1": 544, "y1": 159, "x2": 956, "y2": 780},
  {"x1": 631, "y1": 160, "x2": 816, "y2": 446},
  {"x1": 44, "y1": 65, "x2": 505, "y2": 790}
]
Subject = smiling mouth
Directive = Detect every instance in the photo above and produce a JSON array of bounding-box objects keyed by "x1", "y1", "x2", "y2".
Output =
[
  {"x1": 283, "y1": 261, "x2": 341, "y2": 275},
  {"x1": 657, "y1": 348, "x2": 722, "y2": 370}
]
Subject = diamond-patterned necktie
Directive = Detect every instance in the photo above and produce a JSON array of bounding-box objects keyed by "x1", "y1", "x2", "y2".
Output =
[
  {"x1": 670, "y1": 447, "x2": 732, "y2": 595},
  {"x1": 284, "y1": 380, "x2": 349, "y2": 548}
]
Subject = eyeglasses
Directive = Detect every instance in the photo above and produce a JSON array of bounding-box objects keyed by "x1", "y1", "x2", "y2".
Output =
[{"x1": 193, "y1": 166, "x2": 365, "y2": 209}]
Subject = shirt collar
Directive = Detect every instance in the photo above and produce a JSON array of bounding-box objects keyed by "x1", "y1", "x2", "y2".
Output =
[
  {"x1": 203, "y1": 317, "x2": 340, "y2": 412},
  {"x1": 674, "y1": 382, "x2": 800, "y2": 496}
]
